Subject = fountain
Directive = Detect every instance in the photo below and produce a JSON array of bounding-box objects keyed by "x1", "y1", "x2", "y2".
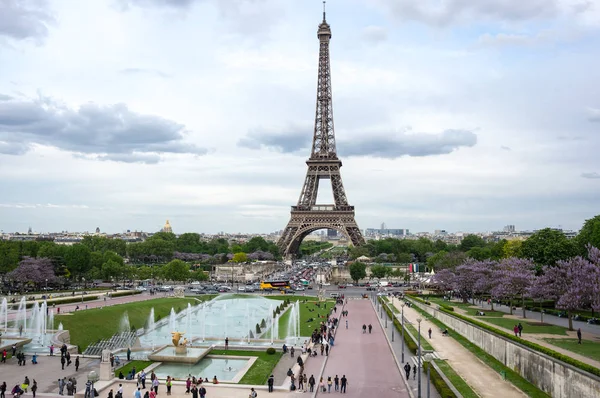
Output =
[
  {"x1": 16, "y1": 297, "x2": 27, "y2": 333},
  {"x1": 119, "y1": 311, "x2": 131, "y2": 333},
  {"x1": 58, "y1": 323, "x2": 64, "y2": 331},
  {"x1": 186, "y1": 304, "x2": 192, "y2": 343},
  {"x1": 1, "y1": 298, "x2": 7, "y2": 332},
  {"x1": 48, "y1": 309, "x2": 55, "y2": 333},
  {"x1": 168, "y1": 308, "x2": 176, "y2": 332}
]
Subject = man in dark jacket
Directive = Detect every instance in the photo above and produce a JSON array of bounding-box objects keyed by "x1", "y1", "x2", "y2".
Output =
[{"x1": 267, "y1": 375, "x2": 274, "y2": 392}]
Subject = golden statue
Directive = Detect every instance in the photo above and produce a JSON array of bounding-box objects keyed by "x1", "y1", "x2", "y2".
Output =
[{"x1": 171, "y1": 331, "x2": 185, "y2": 347}]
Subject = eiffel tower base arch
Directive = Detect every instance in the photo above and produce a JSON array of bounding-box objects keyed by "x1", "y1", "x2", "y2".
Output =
[{"x1": 278, "y1": 208, "x2": 364, "y2": 259}]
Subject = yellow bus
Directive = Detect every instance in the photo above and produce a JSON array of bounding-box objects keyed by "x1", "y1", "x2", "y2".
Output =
[{"x1": 260, "y1": 280, "x2": 291, "y2": 290}]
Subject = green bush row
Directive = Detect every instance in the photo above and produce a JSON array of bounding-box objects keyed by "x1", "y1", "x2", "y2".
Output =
[
  {"x1": 435, "y1": 306, "x2": 600, "y2": 378},
  {"x1": 378, "y1": 297, "x2": 461, "y2": 397},
  {"x1": 410, "y1": 296, "x2": 431, "y2": 306},
  {"x1": 423, "y1": 362, "x2": 458, "y2": 398},
  {"x1": 109, "y1": 290, "x2": 143, "y2": 298}
]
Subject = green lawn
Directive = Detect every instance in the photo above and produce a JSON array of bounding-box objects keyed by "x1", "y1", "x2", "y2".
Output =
[
  {"x1": 114, "y1": 360, "x2": 152, "y2": 377},
  {"x1": 428, "y1": 297, "x2": 505, "y2": 317},
  {"x1": 408, "y1": 301, "x2": 550, "y2": 398},
  {"x1": 479, "y1": 317, "x2": 568, "y2": 336},
  {"x1": 267, "y1": 296, "x2": 335, "y2": 337},
  {"x1": 210, "y1": 349, "x2": 282, "y2": 385},
  {"x1": 56, "y1": 297, "x2": 214, "y2": 352},
  {"x1": 434, "y1": 360, "x2": 480, "y2": 398},
  {"x1": 543, "y1": 338, "x2": 600, "y2": 362}
]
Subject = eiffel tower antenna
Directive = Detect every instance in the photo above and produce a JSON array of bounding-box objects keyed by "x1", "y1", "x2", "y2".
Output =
[{"x1": 277, "y1": 4, "x2": 365, "y2": 259}]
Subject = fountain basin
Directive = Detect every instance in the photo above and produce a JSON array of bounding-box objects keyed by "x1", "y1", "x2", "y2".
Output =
[
  {"x1": 0, "y1": 337, "x2": 32, "y2": 352},
  {"x1": 151, "y1": 356, "x2": 255, "y2": 383},
  {"x1": 147, "y1": 346, "x2": 211, "y2": 364}
]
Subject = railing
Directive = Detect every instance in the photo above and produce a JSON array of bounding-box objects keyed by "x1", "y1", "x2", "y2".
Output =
[{"x1": 83, "y1": 331, "x2": 137, "y2": 356}]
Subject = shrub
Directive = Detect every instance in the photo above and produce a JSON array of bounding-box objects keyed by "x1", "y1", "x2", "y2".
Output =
[
  {"x1": 275, "y1": 307, "x2": 281, "y2": 315},
  {"x1": 423, "y1": 362, "x2": 458, "y2": 398},
  {"x1": 260, "y1": 319, "x2": 267, "y2": 328},
  {"x1": 266, "y1": 347, "x2": 276, "y2": 355},
  {"x1": 111, "y1": 291, "x2": 142, "y2": 298},
  {"x1": 256, "y1": 323, "x2": 261, "y2": 334}
]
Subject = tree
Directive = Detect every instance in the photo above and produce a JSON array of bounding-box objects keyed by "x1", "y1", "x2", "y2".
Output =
[
  {"x1": 396, "y1": 252, "x2": 413, "y2": 263},
  {"x1": 520, "y1": 228, "x2": 576, "y2": 270},
  {"x1": 491, "y1": 258, "x2": 536, "y2": 317},
  {"x1": 65, "y1": 244, "x2": 92, "y2": 281},
  {"x1": 472, "y1": 260, "x2": 498, "y2": 310},
  {"x1": 102, "y1": 259, "x2": 123, "y2": 280},
  {"x1": 432, "y1": 268, "x2": 455, "y2": 295},
  {"x1": 530, "y1": 246, "x2": 600, "y2": 330},
  {"x1": 467, "y1": 246, "x2": 493, "y2": 261},
  {"x1": 176, "y1": 233, "x2": 202, "y2": 253},
  {"x1": 369, "y1": 265, "x2": 389, "y2": 279},
  {"x1": 162, "y1": 259, "x2": 190, "y2": 282},
  {"x1": 232, "y1": 252, "x2": 248, "y2": 263},
  {"x1": 89, "y1": 251, "x2": 104, "y2": 270},
  {"x1": 349, "y1": 262, "x2": 367, "y2": 283},
  {"x1": 460, "y1": 235, "x2": 486, "y2": 252},
  {"x1": 0, "y1": 241, "x2": 20, "y2": 274},
  {"x1": 190, "y1": 270, "x2": 209, "y2": 282},
  {"x1": 576, "y1": 215, "x2": 600, "y2": 256},
  {"x1": 503, "y1": 240, "x2": 523, "y2": 258},
  {"x1": 103, "y1": 251, "x2": 124, "y2": 267},
  {"x1": 6, "y1": 257, "x2": 56, "y2": 288},
  {"x1": 453, "y1": 262, "x2": 481, "y2": 303}
]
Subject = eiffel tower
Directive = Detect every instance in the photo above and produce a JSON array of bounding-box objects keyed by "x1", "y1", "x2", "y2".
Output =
[{"x1": 278, "y1": 4, "x2": 365, "y2": 258}]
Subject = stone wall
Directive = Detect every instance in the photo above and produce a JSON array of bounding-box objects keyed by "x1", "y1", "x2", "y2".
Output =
[{"x1": 411, "y1": 300, "x2": 600, "y2": 398}]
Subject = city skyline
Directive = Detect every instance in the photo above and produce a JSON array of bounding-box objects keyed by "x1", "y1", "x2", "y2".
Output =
[{"x1": 1, "y1": 0, "x2": 599, "y2": 234}]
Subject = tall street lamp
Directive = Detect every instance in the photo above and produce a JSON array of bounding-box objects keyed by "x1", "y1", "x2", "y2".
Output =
[
  {"x1": 424, "y1": 353, "x2": 433, "y2": 398},
  {"x1": 81, "y1": 278, "x2": 85, "y2": 303},
  {"x1": 401, "y1": 303, "x2": 405, "y2": 363},
  {"x1": 417, "y1": 317, "x2": 423, "y2": 398}
]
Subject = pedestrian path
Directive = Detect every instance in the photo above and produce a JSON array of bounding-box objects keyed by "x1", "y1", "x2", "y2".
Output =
[
  {"x1": 389, "y1": 298, "x2": 526, "y2": 398},
  {"x1": 316, "y1": 299, "x2": 409, "y2": 397},
  {"x1": 441, "y1": 301, "x2": 600, "y2": 369}
]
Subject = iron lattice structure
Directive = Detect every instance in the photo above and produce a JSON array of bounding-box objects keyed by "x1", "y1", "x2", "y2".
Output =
[{"x1": 278, "y1": 9, "x2": 365, "y2": 258}]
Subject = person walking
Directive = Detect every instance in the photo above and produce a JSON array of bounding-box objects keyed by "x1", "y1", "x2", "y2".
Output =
[
  {"x1": 513, "y1": 325, "x2": 519, "y2": 337},
  {"x1": 362, "y1": 324, "x2": 366, "y2": 334},
  {"x1": 577, "y1": 328, "x2": 582, "y2": 344},
  {"x1": 127, "y1": 348, "x2": 131, "y2": 362},
  {"x1": 134, "y1": 387, "x2": 141, "y2": 398},
  {"x1": 327, "y1": 377, "x2": 333, "y2": 393},
  {"x1": 1, "y1": 381, "x2": 6, "y2": 398},
  {"x1": 75, "y1": 357, "x2": 80, "y2": 371},
  {"x1": 319, "y1": 377, "x2": 325, "y2": 393},
  {"x1": 61, "y1": 356, "x2": 66, "y2": 370},
  {"x1": 428, "y1": 328, "x2": 432, "y2": 339},
  {"x1": 413, "y1": 365, "x2": 417, "y2": 380},
  {"x1": 166, "y1": 376, "x2": 172, "y2": 395},
  {"x1": 267, "y1": 374, "x2": 274, "y2": 393},
  {"x1": 225, "y1": 337, "x2": 229, "y2": 350},
  {"x1": 340, "y1": 375, "x2": 347, "y2": 393},
  {"x1": 518, "y1": 323, "x2": 523, "y2": 337},
  {"x1": 298, "y1": 374, "x2": 304, "y2": 392},
  {"x1": 198, "y1": 385, "x2": 206, "y2": 398},
  {"x1": 1, "y1": 349, "x2": 6, "y2": 363},
  {"x1": 140, "y1": 371, "x2": 146, "y2": 389},
  {"x1": 334, "y1": 375, "x2": 339, "y2": 392},
  {"x1": 404, "y1": 362, "x2": 411, "y2": 379},
  {"x1": 308, "y1": 375, "x2": 315, "y2": 392},
  {"x1": 320, "y1": 344, "x2": 324, "y2": 356},
  {"x1": 185, "y1": 378, "x2": 191, "y2": 394},
  {"x1": 345, "y1": 320, "x2": 348, "y2": 329},
  {"x1": 368, "y1": 324, "x2": 372, "y2": 334},
  {"x1": 152, "y1": 378, "x2": 159, "y2": 394},
  {"x1": 31, "y1": 380, "x2": 37, "y2": 398},
  {"x1": 325, "y1": 344, "x2": 329, "y2": 356},
  {"x1": 290, "y1": 346, "x2": 295, "y2": 358}
]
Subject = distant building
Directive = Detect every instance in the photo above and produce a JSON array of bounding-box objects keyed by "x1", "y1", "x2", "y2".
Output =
[
  {"x1": 327, "y1": 229, "x2": 337, "y2": 238},
  {"x1": 503, "y1": 225, "x2": 516, "y2": 233},
  {"x1": 95, "y1": 226, "x2": 100, "y2": 234},
  {"x1": 162, "y1": 220, "x2": 173, "y2": 233},
  {"x1": 365, "y1": 228, "x2": 409, "y2": 237}
]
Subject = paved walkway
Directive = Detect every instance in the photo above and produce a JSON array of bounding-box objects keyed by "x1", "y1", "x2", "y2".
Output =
[
  {"x1": 316, "y1": 299, "x2": 409, "y2": 397},
  {"x1": 477, "y1": 301, "x2": 600, "y2": 336},
  {"x1": 390, "y1": 298, "x2": 526, "y2": 398},
  {"x1": 439, "y1": 300, "x2": 600, "y2": 369}
]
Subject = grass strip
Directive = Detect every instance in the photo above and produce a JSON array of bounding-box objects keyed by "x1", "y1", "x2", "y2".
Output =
[
  {"x1": 114, "y1": 360, "x2": 152, "y2": 377},
  {"x1": 405, "y1": 324, "x2": 434, "y2": 351},
  {"x1": 56, "y1": 297, "x2": 210, "y2": 352},
  {"x1": 407, "y1": 300, "x2": 550, "y2": 398},
  {"x1": 434, "y1": 360, "x2": 480, "y2": 398},
  {"x1": 210, "y1": 349, "x2": 283, "y2": 385},
  {"x1": 542, "y1": 338, "x2": 600, "y2": 362}
]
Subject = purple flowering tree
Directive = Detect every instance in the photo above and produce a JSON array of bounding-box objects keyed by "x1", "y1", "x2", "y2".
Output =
[
  {"x1": 531, "y1": 247, "x2": 600, "y2": 330},
  {"x1": 472, "y1": 260, "x2": 499, "y2": 310},
  {"x1": 491, "y1": 258, "x2": 536, "y2": 317},
  {"x1": 432, "y1": 268, "x2": 455, "y2": 296},
  {"x1": 6, "y1": 257, "x2": 56, "y2": 290},
  {"x1": 453, "y1": 261, "x2": 482, "y2": 303}
]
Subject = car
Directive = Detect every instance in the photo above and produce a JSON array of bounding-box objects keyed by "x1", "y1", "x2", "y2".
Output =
[
  {"x1": 135, "y1": 287, "x2": 147, "y2": 291},
  {"x1": 218, "y1": 287, "x2": 229, "y2": 292},
  {"x1": 191, "y1": 281, "x2": 200, "y2": 285},
  {"x1": 322, "y1": 282, "x2": 331, "y2": 286},
  {"x1": 307, "y1": 285, "x2": 313, "y2": 289},
  {"x1": 366, "y1": 287, "x2": 376, "y2": 291},
  {"x1": 338, "y1": 285, "x2": 346, "y2": 289},
  {"x1": 346, "y1": 283, "x2": 354, "y2": 287},
  {"x1": 238, "y1": 286, "x2": 246, "y2": 292},
  {"x1": 245, "y1": 287, "x2": 255, "y2": 292}
]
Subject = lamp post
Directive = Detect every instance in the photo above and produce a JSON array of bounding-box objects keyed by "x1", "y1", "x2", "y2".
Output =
[
  {"x1": 401, "y1": 303, "x2": 405, "y2": 362},
  {"x1": 81, "y1": 278, "x2": 85, "y2": 303},
  {"x1": 45, "y1": 279, "x2": 48, "y2": 291},
  {"x1": 87, "y1": 370, "x2": 99, "y2": 398},
  {"x1": 417, "y1": 317, "x2": 422, "y2": 398},
  {"x1": 424, "y1": 353, "x2": 433, "y2": 398}
]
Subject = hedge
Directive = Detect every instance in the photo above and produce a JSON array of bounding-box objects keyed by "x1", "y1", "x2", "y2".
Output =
[
  {"x1": 410, "y1": 296, "x2": 431, "y2": 306},
  {"x1": 434, "y1": 306, "x2": 600, "y2": 378},
  {"x1": 10, "y1": 295, "x2": 100, "y2": 309},
  {"x1": 109, "y1": 290, "x2": 142, "y2": 298},
  {"x1": 423, "y1": 362, "x2": 458, "y2": 398},
  {"x1": 378, "y1": 298, "x2": 460, "y2": 397}
]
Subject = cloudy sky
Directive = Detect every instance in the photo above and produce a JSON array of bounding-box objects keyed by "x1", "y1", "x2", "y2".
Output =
[{"x1": 1, "y1": 0, "x2": 599, "y2": 235}]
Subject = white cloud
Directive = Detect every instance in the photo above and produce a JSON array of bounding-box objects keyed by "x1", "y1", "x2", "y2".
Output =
[{"x1": 0, "y1": 0, "x2": 598, "y2": 234}]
